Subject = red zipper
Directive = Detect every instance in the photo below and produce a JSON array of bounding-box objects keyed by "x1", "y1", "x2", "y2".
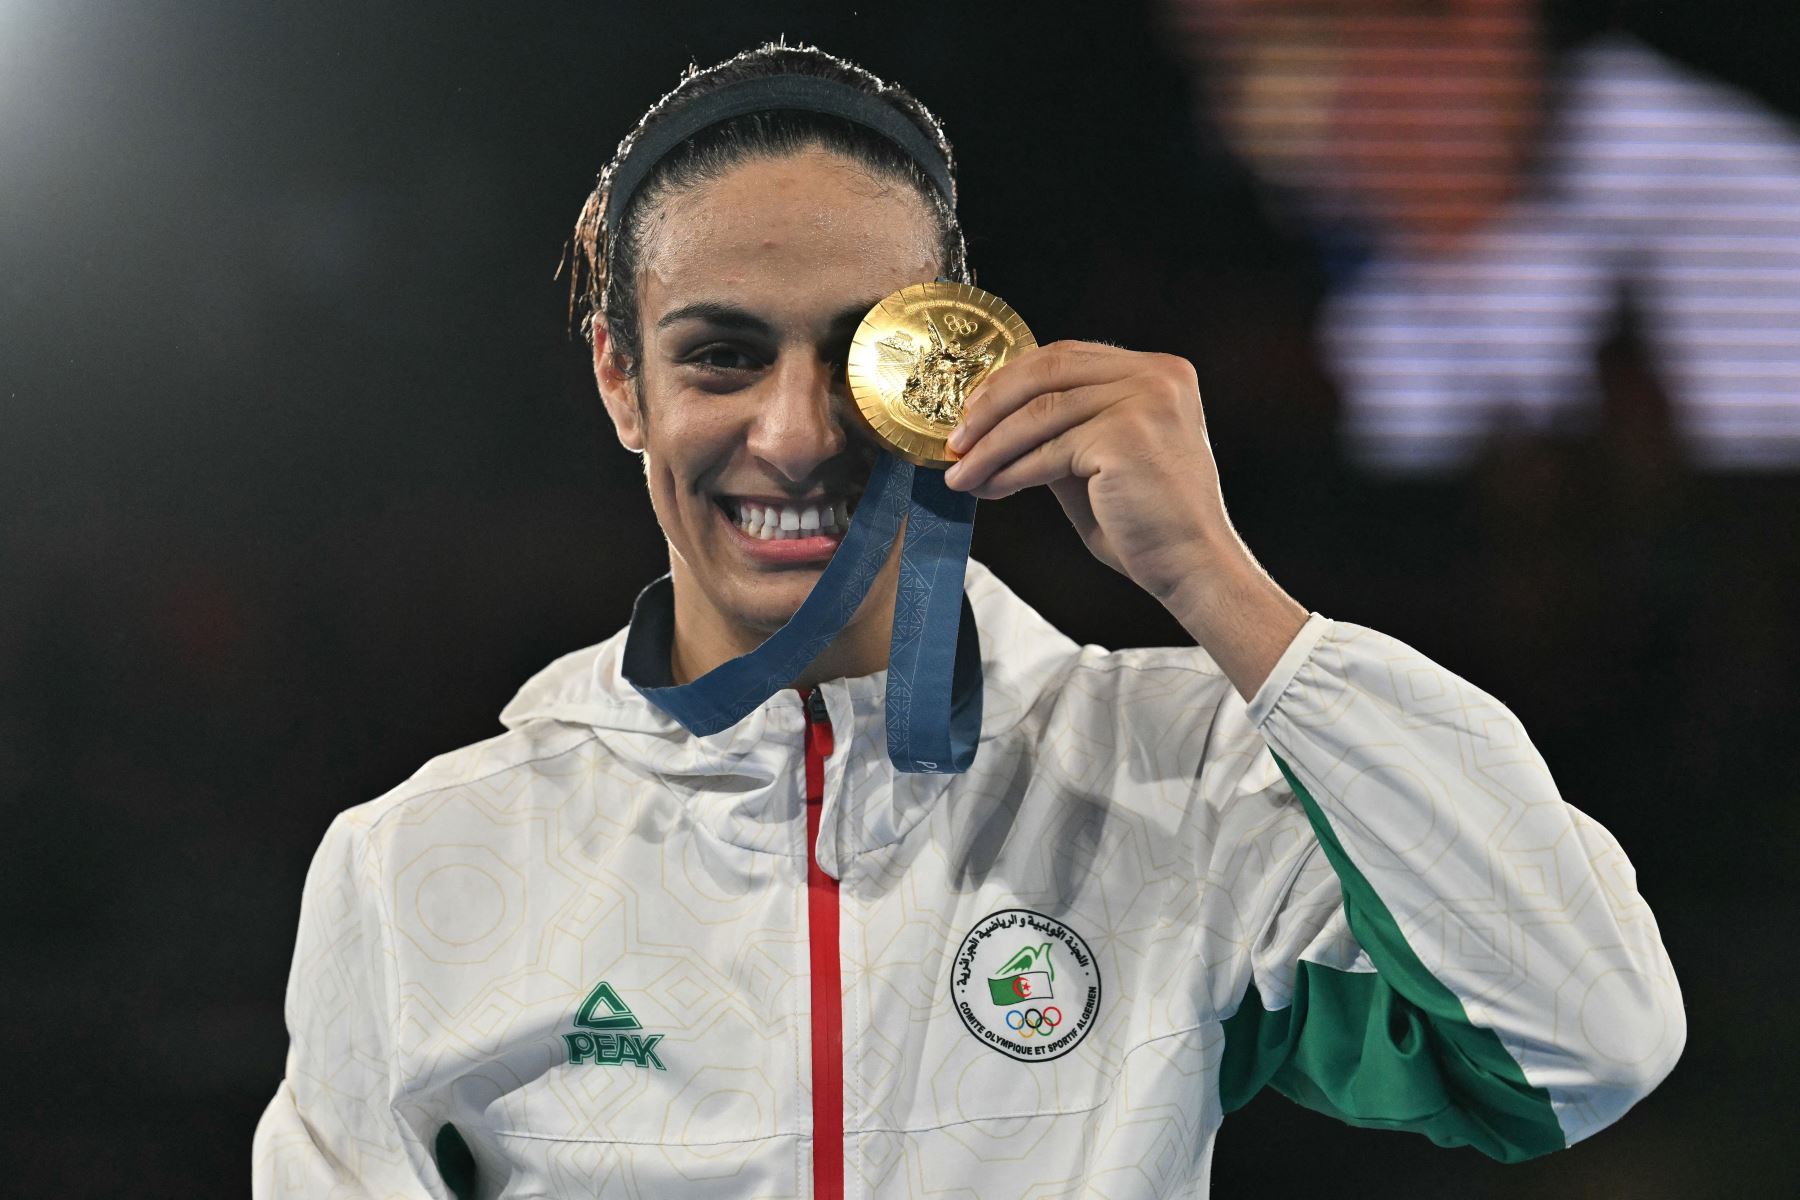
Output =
[{"x1": 799, "y1": 686, "x2": 842, "y2": 1200}]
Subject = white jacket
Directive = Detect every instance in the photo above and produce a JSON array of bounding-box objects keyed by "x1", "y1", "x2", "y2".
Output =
[{"x1": 254, "y1": 558, "x2": 1683, "y2": 1198}]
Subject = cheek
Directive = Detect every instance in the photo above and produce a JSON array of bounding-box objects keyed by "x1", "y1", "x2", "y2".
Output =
[{"x1": 640, "y1": 385, "x2": 744, "y2": 506}]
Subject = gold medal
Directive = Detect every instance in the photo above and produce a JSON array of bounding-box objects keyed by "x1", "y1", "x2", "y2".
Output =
[{"x1": 846, "y1": 281, "x2": 1036, "y2": 468}]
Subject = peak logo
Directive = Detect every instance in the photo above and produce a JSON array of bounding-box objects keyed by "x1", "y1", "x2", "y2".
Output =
[{"x1": 562, "y1": 981, "x2": 665, "y2": 1071}]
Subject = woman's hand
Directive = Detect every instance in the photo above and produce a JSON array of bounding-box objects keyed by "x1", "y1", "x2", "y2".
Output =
[{"x1": 942, "y1": 340, "x2": 1307, "y2": 697}]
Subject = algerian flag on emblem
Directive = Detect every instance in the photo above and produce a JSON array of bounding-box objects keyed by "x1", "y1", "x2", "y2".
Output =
[{"x1": 987, "y1": 942, "x2": 1054, "y2": 1006}]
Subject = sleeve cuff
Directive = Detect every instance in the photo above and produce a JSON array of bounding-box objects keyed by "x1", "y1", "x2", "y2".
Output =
[{"x1": 1245, "y1": 612, "x2": 1331, "y2": 729}]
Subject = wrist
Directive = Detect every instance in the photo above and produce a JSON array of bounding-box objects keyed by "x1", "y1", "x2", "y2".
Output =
[
  {"x1": 1162, "y1": 537, "x2": 1310, "y2": 701},
  {"x1": 1154, "y1": 524, "x2": 1256, "y2": 629}
]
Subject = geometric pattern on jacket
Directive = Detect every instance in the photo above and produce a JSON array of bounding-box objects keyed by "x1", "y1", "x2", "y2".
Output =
[{"x1": 255, "y1": 557, "x2": 1684, "y2": 1198}]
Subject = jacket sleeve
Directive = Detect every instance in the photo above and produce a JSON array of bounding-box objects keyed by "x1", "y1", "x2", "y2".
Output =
[
  {"x1": 253, "y1": 812, "x2": 457, "y2": 1199},
  {"x1": 1212, "y1": 614, "x2": 1685, "y2": 1162}
]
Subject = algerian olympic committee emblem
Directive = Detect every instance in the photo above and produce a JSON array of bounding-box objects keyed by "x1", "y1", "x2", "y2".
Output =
[{"x1": 951, "y1": 908, "x2": 1101, "y2": 1062}]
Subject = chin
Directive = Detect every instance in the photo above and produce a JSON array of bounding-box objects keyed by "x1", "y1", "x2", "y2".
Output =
[{"x1": 730, "y1": 575, "x2": 821, "y2": 634}]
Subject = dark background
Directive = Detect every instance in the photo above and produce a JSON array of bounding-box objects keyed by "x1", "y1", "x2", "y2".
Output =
[{"x1": 3, "y1": 1, "x2": 1796, "y2": 1195}]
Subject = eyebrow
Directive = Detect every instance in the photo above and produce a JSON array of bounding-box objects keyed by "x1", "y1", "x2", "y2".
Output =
[{"x1": 654, "y1": 298, "x2": 883, "y2": 339}]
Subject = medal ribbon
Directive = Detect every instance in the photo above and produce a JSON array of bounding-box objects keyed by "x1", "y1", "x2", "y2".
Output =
[{"x1": 630, "y1": 451, "x2": 982, "y2": 773}]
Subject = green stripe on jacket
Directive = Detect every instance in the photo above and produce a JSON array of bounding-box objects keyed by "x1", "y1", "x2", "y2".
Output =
[{"x1": 1218, "y1": 752, "x2": 1566, "y2": 1163}]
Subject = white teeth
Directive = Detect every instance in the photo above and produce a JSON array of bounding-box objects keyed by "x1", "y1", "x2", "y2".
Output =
[{"x1": 727, "y1": 498, "x2": 856, "y2": 540}]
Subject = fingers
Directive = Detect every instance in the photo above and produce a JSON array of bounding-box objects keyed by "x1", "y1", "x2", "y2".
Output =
[
  {"x1": 943, "y1": 380, "x2": 1134, "y2": 496},
  {"x1": 946, "y1": 342, "x2": 1134, "y2": 456},
  {"x1": 961, "y1": 427, "x2": 1088, "y2": 499}
]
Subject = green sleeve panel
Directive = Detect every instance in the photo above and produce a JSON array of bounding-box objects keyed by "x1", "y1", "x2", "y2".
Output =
[
  {"x1": 434, "y1": 1123, "x2": 477, "y2": 1200},
  {"x1": 1218, "y1": 752, "x2": 1566, "y2": 1164}
]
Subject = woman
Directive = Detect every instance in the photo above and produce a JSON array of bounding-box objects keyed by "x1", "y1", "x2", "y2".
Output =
[{"x1": 255, "y1": 41, "x2": 1682, "y2": 1200}]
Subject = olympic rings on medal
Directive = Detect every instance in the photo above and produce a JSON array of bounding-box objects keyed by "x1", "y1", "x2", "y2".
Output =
[{"x1": 1002, "y1": 1006, "x2": 1063, "y2": 1039}]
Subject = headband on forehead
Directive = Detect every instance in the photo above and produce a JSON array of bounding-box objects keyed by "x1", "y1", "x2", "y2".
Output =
[{"x1": 603, "y1": 73, "x2": 957, "y2": 235}]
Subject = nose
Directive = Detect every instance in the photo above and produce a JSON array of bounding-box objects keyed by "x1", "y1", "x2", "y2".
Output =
[{"x1": 746, "y1": 351, "x2": 849, "y2": 483}]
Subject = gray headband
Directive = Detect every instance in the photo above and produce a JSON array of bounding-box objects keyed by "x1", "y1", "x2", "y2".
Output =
[{"x1": 603, "y1": 73, "x2": 957, "y2": 235}]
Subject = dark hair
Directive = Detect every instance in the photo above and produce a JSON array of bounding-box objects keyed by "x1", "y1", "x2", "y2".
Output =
[{"x1": 568, "y1": 40, "x2": 970, "y2": 379}]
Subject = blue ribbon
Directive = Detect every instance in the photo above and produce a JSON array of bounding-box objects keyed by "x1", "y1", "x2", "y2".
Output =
[{"x1": 630, "y1": 452, "x2": 981, "y2": 773}]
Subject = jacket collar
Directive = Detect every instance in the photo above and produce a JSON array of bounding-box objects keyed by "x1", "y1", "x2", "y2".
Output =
[{"x1": 497, "y1": 558, "x2": 1079, "y2": 861}]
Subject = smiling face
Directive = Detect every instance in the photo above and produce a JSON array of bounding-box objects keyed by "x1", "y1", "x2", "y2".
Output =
[{"x1": 594, "y1": 145, "x2": 944, "y2": 683}]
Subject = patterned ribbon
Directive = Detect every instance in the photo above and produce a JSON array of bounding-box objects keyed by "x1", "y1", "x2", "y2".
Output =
[{"x1": 630, "y1": 451, "x2": 982, "y2": 773}]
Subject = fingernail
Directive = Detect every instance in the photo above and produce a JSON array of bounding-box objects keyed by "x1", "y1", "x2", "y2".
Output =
[
  {"x1": 943, "y1": 461, "x2": 964, "y2": 487},
  {"x1": 947, "y1": 424, "x2": 969, "y2": 453}
]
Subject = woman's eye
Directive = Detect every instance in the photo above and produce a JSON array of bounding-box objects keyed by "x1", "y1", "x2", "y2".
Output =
[{"x1": 686, "y1": 345, "x2": 760, "y2": 373}]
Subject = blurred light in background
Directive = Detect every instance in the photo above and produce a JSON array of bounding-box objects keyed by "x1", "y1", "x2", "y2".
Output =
[{"x1": 1161, "y1": 0, "x2": 1800, "y2": 473}]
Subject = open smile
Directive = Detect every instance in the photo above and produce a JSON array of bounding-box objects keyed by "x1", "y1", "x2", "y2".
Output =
[{"x1": 712, "y1": 493, "x2": 862, "y2": 565}]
